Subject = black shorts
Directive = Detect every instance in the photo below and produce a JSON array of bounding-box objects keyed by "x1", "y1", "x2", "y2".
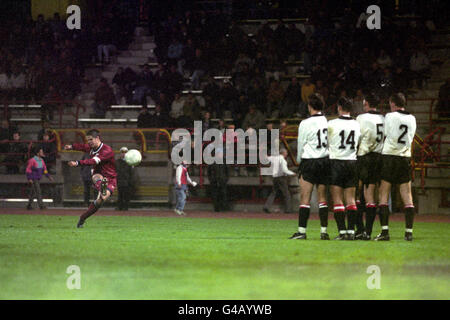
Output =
[
  {"x1": 357, "y1": 152, "x2": 382, "y2": 185},
  {"x1": 380, "y1": 155, "x2": 412, "y2": 184},
  {"x1": 330, "y1": 159, "x2": 358, "y2": 189},
  {"x1": 298, "y1": 157, "x2": 330, "y2": 185}
]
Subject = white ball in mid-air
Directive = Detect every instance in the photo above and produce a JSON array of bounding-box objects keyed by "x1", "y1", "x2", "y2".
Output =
[{"x1": 124, "y1": 149, "x2": 142, "y2": 166}]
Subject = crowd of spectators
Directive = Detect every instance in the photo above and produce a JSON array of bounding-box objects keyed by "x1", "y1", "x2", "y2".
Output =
[
  {"x1": 123, "y1": 6, "x2": 435, "y2": 132},
  {"x1": 0, "y1": 119, "x2": 57, "y2": 175},
  {"x1": 0, "y1": 4, "x2": 136, "y2": 121}
]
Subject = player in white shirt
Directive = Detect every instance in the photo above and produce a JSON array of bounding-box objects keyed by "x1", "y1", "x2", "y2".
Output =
[
  {"x1": 290, "y1": 93, "x2": 331, "y2": 240},
  {"x1": 328, "y1": 97, "x2": 361, "y2": 240},
  {"x1": 355, "y1": 93, "x2": 384, "y2": 240},
  {"x1": 375, "y1": 93, "x2": 417, "y2": 241}
]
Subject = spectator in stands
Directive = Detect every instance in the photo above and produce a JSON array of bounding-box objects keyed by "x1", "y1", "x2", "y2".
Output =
[
  {"x1": 162, "y1": 64, "x2": 184, "y2": 100},
  {"x1": 410, "y1": 48, "x2": 431, "y2": 89},
  {"x1": 169, "y1": 93, "x2": 185, "y2": 126},
  {"x1": 187, "y1": 49, "x2": 207, "y2": 89},
  {"x1": 80, "y1": 152, "x2": 93, "y2": 206},
  {"x1": 392, "y1": 48, "x2": 409, "y2": 71},
  {"x1": 122, "y1": 67, "x2": 138, "y2": 104},
  {"x1": 216, "y1": 119, "x2": 226, "y2": 134},
  {"x1": 148, "y1": 104, "x2": 169, "y2": 128},
  {"x1": 242, "y1": 104, "x2": 266, "y2": 130},
  {"x1": 41, "y1": 85, "x2": 62, "y2": 121},
  {"x1": 133, "y1": 64, "x2": 154, "y2": 105},
  {"x1": 37, "y1": 120, "x2": 52, "y2": 141},
  {"x1": 301, "y1": 77, "x2": 316, "y2": 116},
  {"x1": 137, "y1": 106, "x2": 153, "y2": 128},
  {"x1": 247, "y1": 79, "x2": 267, "y2": 112},
  {"x1": 182, "y1": 93, "x2": 202, "y2": 124},
  {"x1": 167, "y1": 37, "x2": 184, "y2": 66},
  {"x1": 283, "y1": 77, "x2": 302, "y2": 117},
  {"x1": 26, "y1": 146, "x2": 53, "y2": 210},
  {"x1": 40, "y1": 131, "x2": 56, "y2": 174},
  {"x1": 202, "y1": 111, "x2": 212, "y2": 132},
  {"x1": 97, "y1": 26, "x2": 117, "y2": 64},
  {"x1": 267, "y1": 79, "x2": 285, "y2": 117},
  {"x1": 93, "y1": 78, "x2": 116, "y2": 118},
  {"x1": 9, "y1": 63, "x2": 26, "y2": 101},
  {"x1": 58, "y1": 65, "x2": 81, "y2": 100},
  {"x1": 437, "y1": 78, "x2": 450, "y2": 119},
  {"x1": 202, "y1": 76, "x2": 220, "y2": 114},
  {"x1": 112, "y1": 67, "x2": 127, "y2": 104},
  {"x1": 116, "y1": 147, "x2": 135, "y2": 211},
  {"x1": 218, "y1": 79, "x2": 239, "y2": 119},
  {"x1": 393, "y1": 66, "x2": 409, "y2": 93},
  {"x1": 178, "y1": 38, "x2": 196, "y2": 75},
  {"x1": 4, "y1": 131, "x2": 27, "y2": 174},
  {"x1": 376, "y1": 49, "x2": 393, "y2": 69},
  {"x1": 0, "y1": 120, "x2": 18, "y2": 159}
]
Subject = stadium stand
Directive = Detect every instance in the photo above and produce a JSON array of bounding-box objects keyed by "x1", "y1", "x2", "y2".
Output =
[{"x1": 0, "y1": 1, "x2": 449, "y2": 213}]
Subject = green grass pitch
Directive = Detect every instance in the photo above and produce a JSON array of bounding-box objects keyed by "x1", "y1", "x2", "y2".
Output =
[{"x1": 0, "y1": 214, "x2": 449, "y2": 300}]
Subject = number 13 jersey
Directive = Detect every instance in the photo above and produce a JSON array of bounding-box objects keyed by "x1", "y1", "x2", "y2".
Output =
[
  {"x1": 297, "y1": 114, "x2": 329, "y2": 163},
  {"x1": 328, "y1": 116, "x2": 361, "y2": 160},
  {"x1": 382, "y1": 110, "x2": 416, "y2": 158}
]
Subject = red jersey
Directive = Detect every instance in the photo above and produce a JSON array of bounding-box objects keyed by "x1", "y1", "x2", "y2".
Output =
[{"x1": 72, "y1": 142, "x2": 117, "y2": 179}]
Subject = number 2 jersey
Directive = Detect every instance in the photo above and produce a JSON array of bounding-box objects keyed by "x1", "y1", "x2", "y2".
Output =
[
  {"x1": 297, "y1": 113, "x2": 329, "y2": 163},
  {"x1": 328, "y1": 116, "x2": 361, "y2": 160},
  {"x1": 382, "y1": 110, "x2": 416, "y2": 158},
  {"x1": 356, "y1": 111, "x2": 385, "y2": 156}
]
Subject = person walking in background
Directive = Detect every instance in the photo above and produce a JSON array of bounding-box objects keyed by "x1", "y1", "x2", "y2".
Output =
[
  {"x1": 26, "y1": 146, "x2": 53, "y2": 210},
  {"x1": 263, "y1": 148, "x2": 296, "y2": 214},
  {"x1": 174, "y1": 160, "x2": 198, "y2": 215},
  {"x1": 116, "y1": 147, "x2": 135, "y2": 211},
  {"x1": 207, "y1": 148, "x2": 229, "y2": 212},
  {"x1": 80, "y1": 152, "x2": 93, "y2": 207}
]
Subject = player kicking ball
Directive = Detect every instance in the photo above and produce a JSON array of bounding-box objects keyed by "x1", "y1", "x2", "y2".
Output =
[
  {"x1": 64, "y1": 129, "x2": 117, "y2": 228},
  {"x1": 375, "y1": 93, "x2": 416, "y2": 241}
]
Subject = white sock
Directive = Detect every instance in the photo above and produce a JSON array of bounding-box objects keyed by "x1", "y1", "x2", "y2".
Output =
[
  {"x1": 406, "y1": 228, "x2": 413, "y2": 233},
  {"x1": 321, "y1": 227, "x2": 327, "y2": 233},
  {"x1": 298, "y1": 227, "x2": 306, "y2": 234}
]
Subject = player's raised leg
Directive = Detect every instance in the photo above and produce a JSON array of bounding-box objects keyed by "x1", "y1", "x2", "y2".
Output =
[{"x1": 77, "y1": 174, "x2": 111, "y2": 228}]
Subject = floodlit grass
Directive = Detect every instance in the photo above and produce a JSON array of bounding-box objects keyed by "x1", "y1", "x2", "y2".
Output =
[{"x1": 0, "y1": 214, "x2": 448, "y2": 299}]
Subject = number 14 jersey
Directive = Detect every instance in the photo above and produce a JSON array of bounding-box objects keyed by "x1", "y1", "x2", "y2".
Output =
[{"x1": 328, "y1": 116, "x2": 361, "y2": 160}]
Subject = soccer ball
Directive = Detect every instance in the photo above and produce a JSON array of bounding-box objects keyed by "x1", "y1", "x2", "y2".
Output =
[{"x1": 124, "y1": 149, "x2": 142, "y2": 166}]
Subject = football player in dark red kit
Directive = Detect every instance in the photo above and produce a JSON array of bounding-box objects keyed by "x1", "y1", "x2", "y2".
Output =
[{"x1": 64, "y1": 129, "x2": 117, "y2": 228}]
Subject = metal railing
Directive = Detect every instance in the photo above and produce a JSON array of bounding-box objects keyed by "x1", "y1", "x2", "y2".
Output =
[{"x1": 1, "y1": 100, "x2": 87, "y2": 128}]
